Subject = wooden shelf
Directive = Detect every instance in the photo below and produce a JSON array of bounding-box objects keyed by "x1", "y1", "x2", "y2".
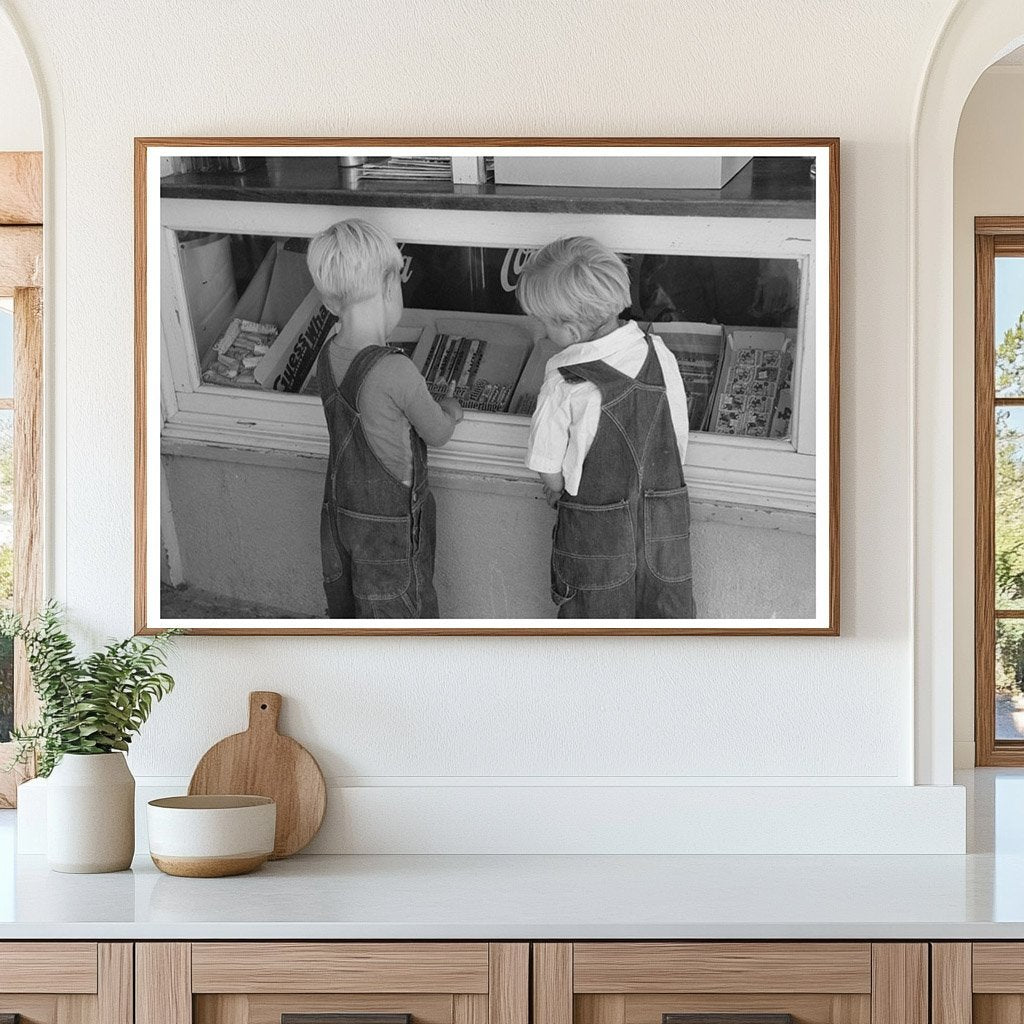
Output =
[{"x1": 160, "y1": 157, "x2": 815, "y2": 220}]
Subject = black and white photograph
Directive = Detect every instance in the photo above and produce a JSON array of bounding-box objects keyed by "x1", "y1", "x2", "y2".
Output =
[{"x1": 138, "y1": 140, "x2": 838, "y2": 634}]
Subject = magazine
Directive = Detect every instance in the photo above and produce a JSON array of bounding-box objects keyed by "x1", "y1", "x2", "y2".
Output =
[
  {"x1": 419, "y1": 333, "x2": 512, "y2": 413},
  {"x1": 411, "y1": 317, "x2": 533, "y2": 415},
  {"x1": 652, "y1": 322, "x2": 726, "y2": 431},
  {"x1": 711, "y1": 329, "x2": 794, "y2": 438}
]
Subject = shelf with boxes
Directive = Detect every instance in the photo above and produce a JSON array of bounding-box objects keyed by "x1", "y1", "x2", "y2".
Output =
[{"x1": 159, "y1": 180, "x2": 816, "y2": 514}]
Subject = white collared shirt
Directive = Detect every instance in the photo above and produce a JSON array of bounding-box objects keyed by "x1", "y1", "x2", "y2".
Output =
[{"x1": 525, "y1": 321, "x2": 690, "y2": 496}]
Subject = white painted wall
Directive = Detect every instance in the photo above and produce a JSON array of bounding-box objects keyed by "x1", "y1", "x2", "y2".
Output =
[
  {"x1": 952, "y1": 64, "x2": 1024, "y2": 768},
  {"x1": 0, "y1": 0, "x2": 991, "y2": 851},
  {"x1": 0, "y1": 7, "x2": 39, "y2": 152}
]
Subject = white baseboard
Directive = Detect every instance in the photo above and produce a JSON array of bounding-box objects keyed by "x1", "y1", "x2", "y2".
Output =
[{"x1": 17, "y1": 777, "x2": 967, "y2": 856}]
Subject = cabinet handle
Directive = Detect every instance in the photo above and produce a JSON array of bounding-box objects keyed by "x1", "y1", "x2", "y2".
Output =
[
  {"x1": 664, "y1": 1016, "x2": 794, "y2": 1024},
  {"x1": 283, "y1": 1015, "x2": 411, "y2": 1024}
]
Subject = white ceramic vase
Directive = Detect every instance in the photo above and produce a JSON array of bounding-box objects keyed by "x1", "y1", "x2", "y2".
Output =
[{"x1": 46, "y1": 752, "x2": 135, "y2": 873}]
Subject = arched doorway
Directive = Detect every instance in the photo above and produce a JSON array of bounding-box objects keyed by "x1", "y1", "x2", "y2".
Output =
[{"x1": 913, "y1": 1, "x2": 1024, "y2": 785}]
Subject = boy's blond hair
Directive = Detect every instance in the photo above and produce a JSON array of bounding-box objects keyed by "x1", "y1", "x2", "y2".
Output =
[
  {"x1": 516, "y1": 236, "x2": 630, "y2": 331},
  {"x1": 306, "y1": 219, "x2": 403, "y2": 312}
]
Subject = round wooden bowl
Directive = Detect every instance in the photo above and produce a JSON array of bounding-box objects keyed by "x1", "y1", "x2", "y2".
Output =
[{"x1": 147, "y1": 795, "x2": 276, "y2": 878}]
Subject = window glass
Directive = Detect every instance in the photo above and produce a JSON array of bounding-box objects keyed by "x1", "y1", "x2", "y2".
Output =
[
  {"x1": 996, "y1": 256, "x2": 1024, "y2": 397},
  {"x1": 0, "y1": 303, "x2": 12, "y2": 398},
  {"x1": 993, "y1": 252, "x2": 1024, "y2": 744},
  {"x1": 175, "y1": 231, "x2": 799, "y2": 437},
  {"x1": 997, "y1": 620, "x2": 1024, "y2": 740},
  {"x1": 996, "y1": 407, "x2": 1024, "y2": 610}
]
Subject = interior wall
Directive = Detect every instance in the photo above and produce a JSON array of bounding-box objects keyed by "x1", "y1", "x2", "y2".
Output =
[
  {"x1": 952, "y1": 63, "x2": 1024, "y2": 767},
  {"x1": 0, "y1": 0, "x2": 977, "y2": 850},
  {"x1": 0, "y1": 9, "x2": 40, "y2": 152}
]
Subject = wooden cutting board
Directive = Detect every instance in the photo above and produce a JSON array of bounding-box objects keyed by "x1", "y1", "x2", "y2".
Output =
[{"x1": 188, "y1": 691, "x2": 326, "y2": 859}]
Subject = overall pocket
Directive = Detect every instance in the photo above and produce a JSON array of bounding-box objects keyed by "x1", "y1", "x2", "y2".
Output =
[
  {"x1": 643, "y1": 486, "x2": 693, "y2": 582},
  {"x1": 335, "y1": 506, "x2": 412, "y2": 602},
  {"x1": 552, "y1": 499, "x2": 636, "y2": 591}
]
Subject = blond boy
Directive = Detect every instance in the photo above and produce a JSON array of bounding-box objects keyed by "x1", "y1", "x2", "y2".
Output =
[
  {"x1": 518, "y1": 236, "x2": 695, "y2": 619},
  {"x1": 307, "y1": 219, "x2": 462, "y2": 618}
]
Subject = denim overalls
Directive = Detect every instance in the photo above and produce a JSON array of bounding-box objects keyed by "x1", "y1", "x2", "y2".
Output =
[
  {"x1": 318, "y1": 345, "x2": 439, "y2": 619},
  {"x1": 551, "y1": 336, "x2": 696, "y2": 619}
]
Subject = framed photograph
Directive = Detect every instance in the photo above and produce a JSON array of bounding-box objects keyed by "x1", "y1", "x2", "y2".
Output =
[{"x1": 136, "y1": 137, "x2": 839, "y2": 635}]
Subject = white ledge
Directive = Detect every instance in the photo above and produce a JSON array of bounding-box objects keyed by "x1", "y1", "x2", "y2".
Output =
[{"x1": 162, "y1": 412, "x2": 816, "y2": 515}]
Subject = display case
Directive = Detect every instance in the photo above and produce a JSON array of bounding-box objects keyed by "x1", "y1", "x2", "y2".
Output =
[{"x1": 158, "y1": 165, "x2": 817, "y2": 514}]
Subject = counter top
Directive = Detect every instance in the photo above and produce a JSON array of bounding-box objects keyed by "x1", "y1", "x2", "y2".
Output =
[
  {"x1": 3, "y1": 850, "x2": 1024, "y2": 941},
  {"x1": 160, "y1": 157, "x2": 815, "y2": 220},
  {"x1": 1, "y1": 770, "x2": 1018, "y2": 941}
]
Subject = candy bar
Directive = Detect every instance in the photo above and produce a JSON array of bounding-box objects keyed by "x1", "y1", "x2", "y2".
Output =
[
  {"x1": 213, "y1": 319, "x2": 241, "y2": 354},
  {"x1": 238, "y1": 319, "x2": 278, "y2": 336}
]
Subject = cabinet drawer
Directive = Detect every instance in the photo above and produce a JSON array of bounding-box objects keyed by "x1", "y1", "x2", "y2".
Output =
[
  {"x1": 973, "y1": 944, "x2": 1024, "y2": 992},
  {"x1": 0, "y1": 942, "x2": 99, "y2": 993},
  {"x1": 140, "y1": 942, "x2": 529, "y2": 1024},
  {"x1": 534, "y1": 943, "x2": 924, "y2": 1024},
  {"x1": 0, "y1": 943, "x2": 130, "y2": 1024},
  {"x1": 937, "y1": 942, "x2": 1024, "y2": 1024},
  {"x1": 191, "y1": 943, "x2": 491, "y2": 994},
  {"x1": 572, "y1": 944, "x2": 871, "y2": 994}
]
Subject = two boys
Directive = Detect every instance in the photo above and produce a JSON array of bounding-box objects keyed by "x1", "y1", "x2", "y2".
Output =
[{"x1": 307, "y1": 221, "x2": 693, "y2": 620}]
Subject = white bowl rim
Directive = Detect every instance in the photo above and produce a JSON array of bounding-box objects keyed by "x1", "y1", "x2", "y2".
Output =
[{"x1": 148, "y1": 795, "x2": 275, "y2": 810}]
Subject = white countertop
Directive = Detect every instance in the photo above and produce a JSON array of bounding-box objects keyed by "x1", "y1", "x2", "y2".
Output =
[
  {"x1": 1, "y1": 769, "x2": 1022, "y2": 941},
  {"x1": 0, "y1": 849, "x2": 1021, "y2": 941}
]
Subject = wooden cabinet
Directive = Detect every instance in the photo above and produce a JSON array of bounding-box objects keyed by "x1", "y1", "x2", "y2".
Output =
[
  {"x1": 0, "y1": 943, "x2": 132, "y2": 1024},
  {"x1": 532, "y1": 944, "x2": 928, "y2": 1024},
  {"x1": 931, "y1": 943, "x2": 1024, "y2": 1024},
  {"x1": 0, "y1": 938, "x2": 965, "y2": 1024},
  {"x1": 136, "y1": 944, "x2": 528, "y2": 1024}
]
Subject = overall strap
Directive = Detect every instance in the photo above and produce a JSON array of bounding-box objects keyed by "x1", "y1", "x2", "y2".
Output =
[
  {"x1": 316, "y1": 336, "x2": 338, "y2": 400},
  {"x1": 635, "y1": 333, "x2": 668, "y2": 388},
  {"x1": 630, "y1": 335, "x2": 663, "y2": 385},
  {"x1": 558, "y1": 358, "x2": 635, "y2": 396},
  {"x1": 338, "y1": 345, "x2": 400, "y2": 409}
]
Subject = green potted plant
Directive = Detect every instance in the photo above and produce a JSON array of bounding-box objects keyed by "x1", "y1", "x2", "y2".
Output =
[{"x1": 2, "y1": 603, "x2": 178, "y2": 873}]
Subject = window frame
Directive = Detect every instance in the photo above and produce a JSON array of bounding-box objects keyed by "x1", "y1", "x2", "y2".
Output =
[
  {"x1": 157, "y1": 197, "x2": 819, "y2": 515},
  {"x1": 975, "y1": 217, "x2": 1024, "y2": 765},
  {"x1": 0, "y1": 151, "x2": 43, "y2": 807}
]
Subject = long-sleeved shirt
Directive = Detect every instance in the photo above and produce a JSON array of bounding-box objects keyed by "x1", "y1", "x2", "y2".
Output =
[
  {"x1": 525, "y1": 321, "x2": 690, "y2": 496},
  {"x1": 325, "y1": 331, "x2": 456, "y2": 485}
]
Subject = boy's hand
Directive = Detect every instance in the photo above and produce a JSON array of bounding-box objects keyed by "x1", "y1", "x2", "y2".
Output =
[
  {"x1": 539, "y1": 470, "x2": 564, "y2": 507},
  {"x1": 440, "y1": 397, "x2": 464, "y2": 424},
  {"x1": 542, "y1": 483, "x2": 562, "y2": 508}
]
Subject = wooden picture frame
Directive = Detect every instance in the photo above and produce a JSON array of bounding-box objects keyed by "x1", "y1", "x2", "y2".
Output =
[
  {"x1": 136, "y1": 138, "x2": 839, "y2": 636},
  {"x1": 975, "y1": 216, "x2": 1024, "y2": 765}
]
